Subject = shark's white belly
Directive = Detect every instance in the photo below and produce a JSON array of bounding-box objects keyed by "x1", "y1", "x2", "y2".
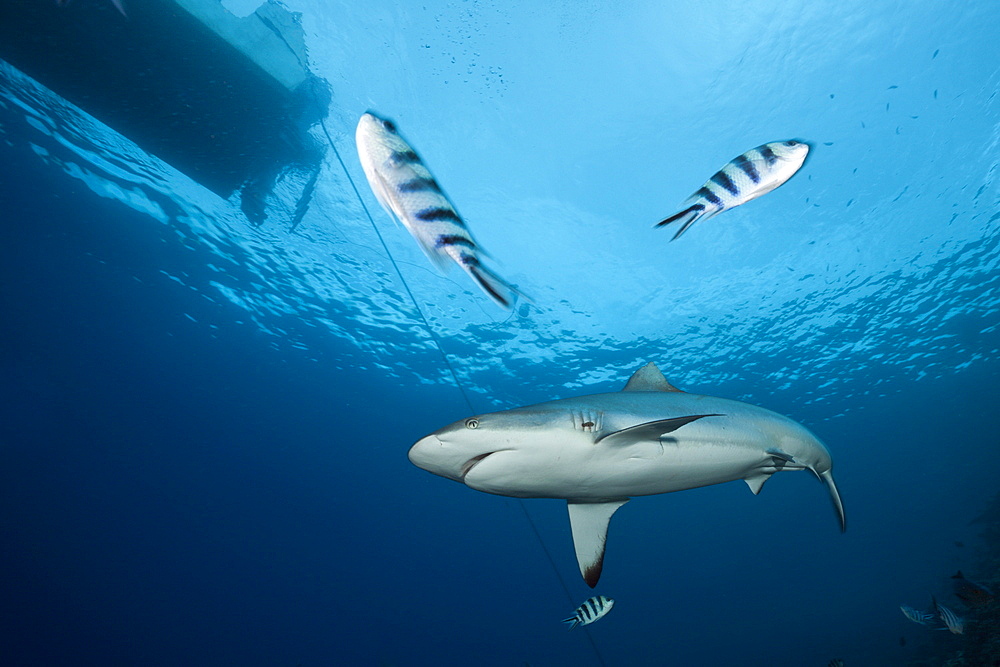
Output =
[{"x1": 463, "y1": 438, "x2": 765, "y2": 499}]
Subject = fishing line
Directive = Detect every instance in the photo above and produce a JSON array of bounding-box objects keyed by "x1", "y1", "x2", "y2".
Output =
[{"x1": 319, "y1": 118, "x2": 607, "y2": 667}]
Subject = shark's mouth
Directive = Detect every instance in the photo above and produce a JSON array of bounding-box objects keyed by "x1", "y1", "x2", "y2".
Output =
[{"x1": 460, "y1": 452, "x2": 498, "y2": 481}]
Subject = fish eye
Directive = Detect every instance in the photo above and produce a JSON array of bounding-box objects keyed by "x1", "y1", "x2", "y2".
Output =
[
  {"x1": 465, "y1": 418, "x2": 479, "y2": 429},
  {"x1": 382, "y1": 119, "x2": 397, "y2": 132},
  {"x1": 785, "y1": 140, "x2": 799, "y2": 146}
]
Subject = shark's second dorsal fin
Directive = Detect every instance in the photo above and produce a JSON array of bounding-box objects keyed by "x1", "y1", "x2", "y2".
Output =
[
  {"x1": 622, "y1": 362, "x2": 682, "y2": 392},
  {"x1": 567, "y1": 499, "x2": 628, "y2": 588}
]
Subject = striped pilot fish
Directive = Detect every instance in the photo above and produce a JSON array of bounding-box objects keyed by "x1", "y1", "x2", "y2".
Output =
[
  {"x1": 355, "y1": 112, "x2": 521, "y2": 309},
  {"x1": 933, "y1": 597, "x2": 964, "y2": 635},
  {"x1": 656, "y1": 140, "x2": 810, "y2": 241},
  {"x1": 562, "y1": 595, "x2": 614, "y2": 629},
  {"x1": 899, "y1": 604, "x2": 936, "y2": 626}
]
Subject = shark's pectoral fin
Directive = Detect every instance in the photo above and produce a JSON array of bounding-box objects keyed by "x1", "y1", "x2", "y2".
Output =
[
  {"x1": 567, "y1": 499, "x2": 628, "y2": 588},
  {"x1": 622, "y1": 362, "x2": 684, "y2": 392},
  {"x1": 595, "y1": 414, "x2": 722, "y2": 446}
]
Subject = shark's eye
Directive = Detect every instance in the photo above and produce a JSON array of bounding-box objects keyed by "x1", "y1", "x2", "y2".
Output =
[
  {"x1": 382, "y1": 119, "x2": 397, "y2": 132},
  {"x1": 465, "y1": 418, "x2": 480, "y2": 429}
]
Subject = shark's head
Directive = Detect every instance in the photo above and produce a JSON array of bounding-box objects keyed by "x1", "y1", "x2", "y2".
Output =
[
  {"x1": 409, "y1": 407, "x2": 576, "y2": 494},
  {"x1": 409, "y1": 413, "x2": 500, "y2": 484}
]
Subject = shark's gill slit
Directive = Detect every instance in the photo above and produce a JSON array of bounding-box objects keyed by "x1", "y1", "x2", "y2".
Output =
[{"x1": 322, "y1": 123, "x2": 609, "y2": 667}]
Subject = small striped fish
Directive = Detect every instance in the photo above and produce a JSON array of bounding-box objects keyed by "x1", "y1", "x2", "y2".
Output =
[
  {"x1": 562, "y1": 595, "x2": 614, "y2": 629},
  {"x1": 899, "y1": 604, "x2": 936, "y2": 625},
  {"x1": 355, "y1": 112, "x2": 521, "y2": 309},
  {"x1": 933, "y1": 597, "x2": 964, "y2": 635},
  {"x1": 656, "y1": 140, "x2": 810, "y2": 240}
]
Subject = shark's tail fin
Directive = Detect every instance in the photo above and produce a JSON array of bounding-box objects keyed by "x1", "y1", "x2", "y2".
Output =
[{"x1": 819, "y1": 469, "x2": 846, "y2": 532}]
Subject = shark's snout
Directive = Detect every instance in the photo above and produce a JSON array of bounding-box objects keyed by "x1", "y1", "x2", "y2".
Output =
[
  {"x1": 409, "y1": 434, "x2": 453, "y2": 480},
  {"x1": 409, "y1": 433, "x2": 490, "y2": 484}
]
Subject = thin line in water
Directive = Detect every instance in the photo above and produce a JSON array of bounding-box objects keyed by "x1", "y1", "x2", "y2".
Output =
[{"x1": 319, "y1": 118, "x2": 606, "y2": 666}]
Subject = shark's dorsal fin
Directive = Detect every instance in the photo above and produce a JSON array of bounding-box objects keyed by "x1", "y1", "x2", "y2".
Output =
[
  {"x1": 595, "y1": 414, "x2": 722, "y2": 446},
  {"x1": 567, "y1": 499, "x2": 628, "y2": 588},
  {"x1": 622, "y1": 362, "x2": 683, "y2": 392}
]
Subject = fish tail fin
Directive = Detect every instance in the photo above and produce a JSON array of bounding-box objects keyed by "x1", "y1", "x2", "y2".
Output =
[
  {"x1": 818, "y1": 469, "x2": 847, "y2": 532},
  {"x1": 463, "y1": 259, "x2": 525, "y2": 309},
  {"x1": 561, "y1": 617, "x2": 579, "y2": 629},
  {"x1": 655, "y1": 205, "x2": 705, "y2": 241}
]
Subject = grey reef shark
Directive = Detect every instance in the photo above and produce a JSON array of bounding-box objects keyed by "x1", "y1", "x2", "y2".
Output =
[{"x1": 409, "y1": 362, "x2": 846, "y2": 587}]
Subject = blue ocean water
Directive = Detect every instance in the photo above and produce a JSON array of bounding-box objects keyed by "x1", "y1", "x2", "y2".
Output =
[{"x1": 2, "y1": 1, "x2": 999, "y2": 665}]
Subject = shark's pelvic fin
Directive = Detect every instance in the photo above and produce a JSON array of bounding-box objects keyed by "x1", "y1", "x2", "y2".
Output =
[
  {"x1": 622, "y1": 362, "x2": 683, "y2": 392},
  {"x1": 766, "y1": 448, "x2": 796, "y2": 463},
  {"x1": 567, "y1": 499, "x2": 628, "y2": 588},
  {"x1": 744, "y1": 471, "x2": 773, "y2": 495},
  {"x1": 595, "y1": 414, "x2": 722, "y2": 446}
]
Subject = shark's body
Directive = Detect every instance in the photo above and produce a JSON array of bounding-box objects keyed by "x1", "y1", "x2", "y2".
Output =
[{"x1": 409, "y1": 363, "x2": 845, "y2": 586}]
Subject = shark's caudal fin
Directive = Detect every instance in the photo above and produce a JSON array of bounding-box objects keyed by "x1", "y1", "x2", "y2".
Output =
[
  {"x1": 820, "y1": 469, "x2": 847, "y2": 532},
  {"x1": 622, "y1": 362, "x2": 683, "y2": 392},
  {"x1": 567, "y1": 499, "x2": 628, "y2": 588}
]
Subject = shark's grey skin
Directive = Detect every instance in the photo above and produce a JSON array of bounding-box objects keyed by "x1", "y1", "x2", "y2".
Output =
[{"x1": 409, "y1": 362, "x2": 845, "y2": 587}]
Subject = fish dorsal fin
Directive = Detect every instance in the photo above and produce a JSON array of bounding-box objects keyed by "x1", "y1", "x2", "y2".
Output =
[
  {"x1": 595, "y1": 414, "x2": 722, "y2": 446},
  {"x1": 567, "y1": 499, "x2": 628, "y2": 588},
  {"x1": 622, "y1": 362, "x2": 682, "y2": 392}
]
